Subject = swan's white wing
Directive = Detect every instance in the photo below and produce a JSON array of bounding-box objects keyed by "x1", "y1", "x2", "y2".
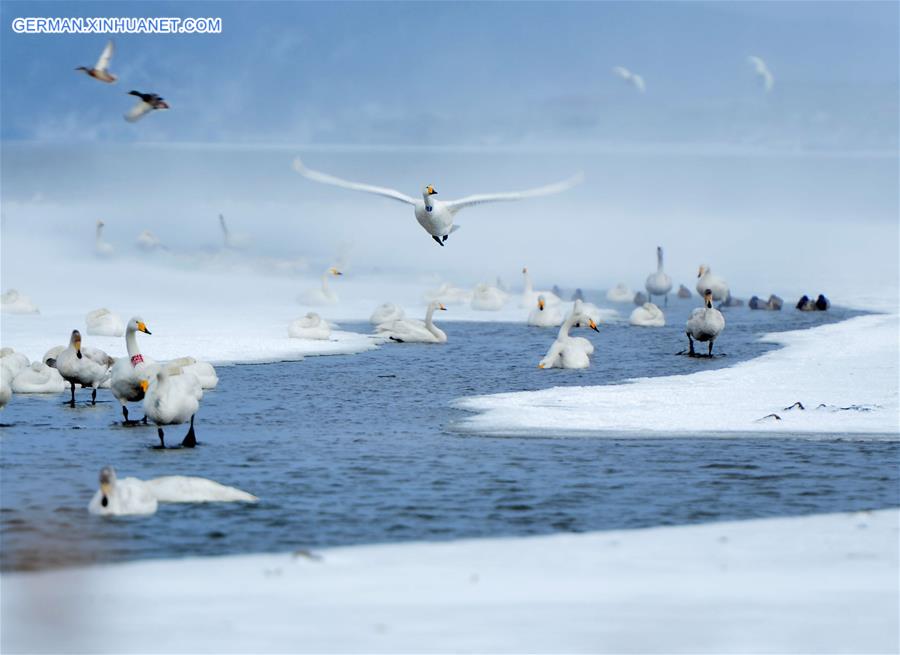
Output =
[
  {"x1": 292, "y1": 158, "x2": 416, "y2": 205},
  {"x1": 632, "y1": 74, "x2": 646, "y2": 93},
  {"x1": 747, "y1": 55, "x2": 774, "y2": 92},
  {"x1": 445, "y1": 173, "x2": 584, "y2": 214},
  {"x1": 95, "y1": 40, "x2": 114, "y2": 71},
  {"x1": 125, "y1": 100, "x2": 153, "y2": 122},
  {"x1": 144, "y1": 476, "x2": 258, "y2": 503},
  {"x1": 612, "y1": 66, "x2": 632, "y2": 80}
]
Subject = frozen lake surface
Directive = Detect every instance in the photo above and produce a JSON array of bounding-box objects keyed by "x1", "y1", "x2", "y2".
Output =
[{"x1": 2, "y1": 303, "x2": 897, "y2": 571}]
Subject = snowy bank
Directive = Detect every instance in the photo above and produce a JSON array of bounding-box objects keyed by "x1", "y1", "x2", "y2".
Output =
[
  {"x1": 2, "y1": 509, "x2": 896, "y2": 653},
  {"x1": 455, "y1": 313, "x2": 900, "y2": 437}
]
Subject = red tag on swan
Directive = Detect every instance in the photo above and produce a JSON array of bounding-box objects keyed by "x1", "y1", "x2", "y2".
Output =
[{"x1": 130, "y1": 354, "x2": 144, "y2": 367}]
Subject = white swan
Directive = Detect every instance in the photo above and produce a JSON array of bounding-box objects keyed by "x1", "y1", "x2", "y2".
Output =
[
  {"x1": 141, "y1": 368, "x2": 202, "y2": 448},
  {"x1": 677, "y1": 284, "x2": 692, "y2": 299},
  {"x1": 696, "y1": 265, "x2": 730, "y2": 301},
  {"x1": 110, "y1": 317, "x2": 155, "y2": 423},
  {"x1": 85, "y1": 308, "x2": 125, "y2": 337},
  {"x1": 218, "y1": 214, "x2": 250, "y2": 250},
  {"x1": 686, "y1": 289, "x2": 726, "y2": 356},
  {"x1": 539, "y1": 306, "x2": 600, "y2": 369},
  {"x1": 136, "y1": 230, "x2": 162, "y2": 252},
  {"x1": 370, "y1": 303, "x2": 405, "y2": 325},
  {"x1": 50, "y1": 330, "x2": 113, "y2": 406},
  {"x1": 1, "y1": 289, "x2": 39, "y2": 314},
  {"x1": 612, "y1": 66, "x2": 646, "y2": 93},
  {"x1": 423, "y1": 282, "x2": 472, "y2": 305},
  {"x1": 521, "y1": 267, "x2": 561, "y2": 308},
  {"x1": 95, "y1": 220, "x2": 114, "y2": 257},
  {"x1": 605, "y1": 283, "x2": 633, "y2": 303},
  {"x1": 568, "y1": 300, "x2": 599, "y2": 355},
  {"x1": 288, "y1": 312, "x2": 332, "y2": 340},
  {"x1": 293, "y1": 158, "x2": 582, "y2": 246},
  {"x1": 377, "y1": 301, "x2": 447, "y2": 343},
  {"x1": 527, "y1": 295, "x2": 564, "y2": 327},
  {"x1": 471, "y1": 283, "x2": 508, "y2": 311},
  {"x1": 299, "y1": 267, "x2": 343, "y2": 305},
  {"x1": 630, "y1": 302, "x2": 665, "y2": 327},
  {"x1": 645, "y1": 246, "x2": 673, "y2": 306},
  {"x1": 11, "y1": 362, "x2": 66, "y2": 394},
  {"x1": 748, "y1": 55, "x2": 774, "y2": 93},
  {"x1": 88, "y1": 466, "x2": 257, "y2": 517},
  {"x1": 0, "y1": 368, "x2": 11, "y2": 410},
  {"x1": 0, "y1": 348, "x2": 30, "y2": 378},
  {"x1": 181, "y1": 360, "x2": 218, "y2": 389}
]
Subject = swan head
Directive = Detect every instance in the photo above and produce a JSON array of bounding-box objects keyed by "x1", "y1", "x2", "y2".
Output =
[
  {"x1": 327, "y1": 267, "x2": 343, "y2": 277},
  {"x1": 139, "y1": 379, "x2": 149, "y2": 393},
  {"x1": 698, "y1": 265, "x2": 708, "y2": 278},
  {"x1": 98, "y1": 466, "x2": 117, "y2": 507},
  {"x1": 584, "y1": 318, "x2": 599, "y2": 332},
  {"x1": 70, "y1": 330, "x2": 83, "y2": 358},
  {"x1": 537, "y1": 295, "x2": 545, "y2": 311},
  {"x1": 522, "y1": 267, "x2": 528, "y2": 274},
  {"x1": 704, "y1": 289, "x2": 713, "y2": 308},
  {"x1": 128, "y1": 317, "x2": 152, "y2": 335},
  {"x1": 423, "y1": 185, "x2": 437, "y2": 197}
]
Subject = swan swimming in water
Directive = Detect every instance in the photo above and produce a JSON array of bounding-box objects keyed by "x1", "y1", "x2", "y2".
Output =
[
  {"x1": 645, "y1": 246, "x2": 673, "y2": 306},
  {"x1": 521, "y1": 267, "x2": 561, "y2": 308},
  {"x1": 141, "y1": 368, "x2": 203, "y2": 448},
  {"x1": 696, "y1": 266, "x2": 729, "y2": 302},
  {"x1": 292, "y1": 158, "x2": 582, "y2": 246},
  {"x1": 377, "y1": 301, "x2": 448, "y2": 343},
  {"x1": 288, "y1": 312, "x2": 332, "y2": 340},
  {"x1": 299, "y1": 267, "x2": 343, "y2": 305},
  {"x1": 685, "y1": 289, "x2": 726, "y2": 356},
  {"x1": 95, "y1": 220, "x2": 114, "y2": 257},
  {"x1": 539, "y1": 305, "x2": 600, "y2": 369},
  {"x1": 677, "y1": 284, "x2": 692, "y2": 299},
  {"x1": 1, "y1": 289, "x2": 39, "y2": 314},
  {"x1": 370, "y1": 303, "x2": 405, "y2": 325},
  {"x1": 11, "y1": 362, "x2": 67, "y2": 394},
  {"x1": 89, "y1": 466, "x2": 257, "y2": 516},
  {"x1": 630, "y1": 302, "x2": 665, "y2": 327},
  {"x1": 528, "y1": 295, "x2": 564, "y2": 327},
  {"x1": 471, "y1": 283, "x2": 508, "y2": 311},
  {"x1": 50, "y1": 330, "x2": 113, "y2": 406},
  {"x1": 605, "y1": 284, "x2": 633, "y2": 303},
  {"x1": 85, "y1": 308, "x2": 125, "y2": 337}
]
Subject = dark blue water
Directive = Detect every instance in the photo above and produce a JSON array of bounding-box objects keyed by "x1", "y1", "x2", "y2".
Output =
[{"x1": 1, "y1": 301, "x2": 897, "y2": 571}]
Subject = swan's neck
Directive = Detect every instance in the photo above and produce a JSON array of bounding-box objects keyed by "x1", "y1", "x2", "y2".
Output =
[
  {"x1": 422, "y1": 192, "x2": 434, "y2": 211},
  {"x1": 425, "y1": 304, "x2": 436, "y2": 329},
  {"x1": 557, "y1": 313, "x2": 578, "y2": 339},
  {"x1": 321, "y1": 272, "x2": 330, "y2": 293},
  {"x1": 125, "y1": 328, "x2": 141, "y2": 358},
  {"x1": 523, "y1": 270, "x2": 533, "y2": 295},
  {"x1": 95, "y1": 224, "x2": 104, "y2": 243},
  {"x1": 657, "y1": 249, "x2": 664, "y2": 272}
]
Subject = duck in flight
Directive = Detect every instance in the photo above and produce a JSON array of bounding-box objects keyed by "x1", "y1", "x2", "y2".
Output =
[
  {"x1": 292, "y1": 158, "x2": 583, "y2": 246},
  {"x1": 76, "y1": 40, "x2": 117, "y2": 83},
  {"x1": 125, "y1": 91, "x2": 170, "y2": 123}
]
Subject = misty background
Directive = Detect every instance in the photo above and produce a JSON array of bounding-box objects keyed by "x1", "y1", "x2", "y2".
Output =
[{"x1": 1, "y1": 1, "x2": 898, "y2": 302}]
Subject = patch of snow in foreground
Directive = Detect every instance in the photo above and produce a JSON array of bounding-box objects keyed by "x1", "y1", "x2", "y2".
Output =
[
  {"x1": 455, "y1": 314, "x2": 900, "y2": 437},
  {"x1": 2, "y1": 509, "x2": 896, "y2": 654}
]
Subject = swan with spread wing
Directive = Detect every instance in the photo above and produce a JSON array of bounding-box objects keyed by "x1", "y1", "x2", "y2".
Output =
[{"x1": 292, "y1": 158, "x2": 583, "y2": 246}]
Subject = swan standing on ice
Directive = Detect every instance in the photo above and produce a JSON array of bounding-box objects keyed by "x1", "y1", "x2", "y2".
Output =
[
  {"x1": 370, "y1": 303, "x2": 405, "y2": 325},
  {"x1": 528, "y1": 295, "x2": 564, "y2": 327},
  {"x1": 377, "y1": 301, "x2": 448, "y2": 343},
  {"x1": 471, "y1": 282, "x2": 508, "y2": 311},
  {"x1": 85, "y1": 308, "x2": 125, "y2": 337},
  {"x1": 292, "y1": 158, "x2": 582, "y2": 246},
  {"x1": 605, "y1": 284, "x2": 633, "y2": 303},
  {"x1": 1, "y1": 290, "x2": 39, "y2": 314},
  {"x1": 300, "y1": 267, "x2": 343, "y2": 305},
  {"x1": 11, "y1": 362, "x2": 67, "y2": 394},
  {"x1": 539, "y1": 306, "x2": 600, "y2": 369},
  {"x1": 110, "y1": 317, "x2": 154, "y2": 424},
  {"x1": 141, "y1": 368, "x2": 202, "y2": 448},
  {"x1": 95, "y1": 220, "x2": 114, "y2": 257},
  {"x1": 76, "y1": 40, "x2": 117, "y2": 83},
  {"x1": 89, "y1": 466, "x2": 257, "y2": 516},
  {"x1": 630, "y1": 302, "x2": 665, "y2": 327},
  {"x1": 50, "y1": 330, "x2": 113, "y2": 406},
  {"x1": 288, "y1": 312, "x2": 332, "y2": 340},
  {"x1": 521, "y1": 267, "x2": 561, "y2": 308},
  {"x1": 686, "y1": 289, "x2": 726, "y2": 356},
  {"x1": 125, "y1": 90, "x2": 169, "y2": 123},
  {"x1": 696, "y1": 266, "x2": 729, "y2": 302},
  {"x1": 645, "y1": 246, "x2": 673, "y2": 306}
]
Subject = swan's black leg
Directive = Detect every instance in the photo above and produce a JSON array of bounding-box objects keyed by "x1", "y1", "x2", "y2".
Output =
[
  {"x1": 708, "y1": 341, "x2": 713, "y2": 357},
  {"x1": 664, "y1": 294, "x2": 668, "y2": 307},
  {"x1": 91, "y1": 388, "x2": 97, "y2": 405},
  {"x1": 142, "y1": 415, "x2": 148, "y2": 425},
  {"x1": 157, "y1": 427, "x2": 166, "y2": 448},
  {"x1": 69, "y1": 383, "x2": 76, "y2": 407},
  {"x1": 181, "y1": 415, "x2": 197, "y2": 448},
  {"x1": 121, "y1": 406, "x2": 140, "y2": 426},
  {"x1": 688, "y1": 335, "x2": 695, "y2": 357},
  {"x1": 432, "y1": 235, "x2": 444, "y2": 246},
  {"x1": 442, "y1": 234, "x2": 448, "y2": 242}
]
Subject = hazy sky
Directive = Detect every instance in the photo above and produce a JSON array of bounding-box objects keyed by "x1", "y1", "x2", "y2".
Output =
[{"x1": 1, "y1": 2, "x2": 898, "y2": 296}]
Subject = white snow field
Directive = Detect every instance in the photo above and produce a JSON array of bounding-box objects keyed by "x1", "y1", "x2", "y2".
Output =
[
  {"x1": 2, "y1": 509, "x2": 896, "y2": 654},
  {"x1": 456, "y1": 313, "x2": 900, "y2": 437}
]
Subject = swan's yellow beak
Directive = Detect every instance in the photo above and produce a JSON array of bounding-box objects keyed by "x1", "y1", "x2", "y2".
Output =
[
  {"x1": 330, "y1": 268, "x2": 343, "y2": 276},
  {"x1": 697, "y1": 266, "x2": 704, "y2": 278},
  {"x1": 137, "y1": 321, "x2": 151, "y2": 335},
  {"x1": 100, "y1": 482, "x2": 112, "y2": 496},
  {"x1": 139, "y1": 380, "x2": 149, "y2": 393},
  {"x1": 538, "y1": 363, "x2": 545, "y2": 369},
  {"x1": 538, "y1": 298, "x2": 545, "y2": 310},
  {"x1": 426, "y1": 185, "x2": 437, "y2": 195},
  {"x1": 438, "y1": 304, "x2": 447, "y2": 311},
  {"x1": 589, "y1": 319, "x2": 599, "y2": 332}
]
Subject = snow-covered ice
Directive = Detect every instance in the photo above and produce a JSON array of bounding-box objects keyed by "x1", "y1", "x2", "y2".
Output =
[
  {"x1": 2, "y1": 509, "x2": 896, "y2": 654},
  {"x1": 456, "y1": 313, "x2": 900, "y2": 437}
]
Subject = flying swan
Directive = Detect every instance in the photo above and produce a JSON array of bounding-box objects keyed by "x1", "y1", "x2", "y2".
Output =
[{"x1": 292, "y1": 158, "x2": 583, "y2": 246}]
